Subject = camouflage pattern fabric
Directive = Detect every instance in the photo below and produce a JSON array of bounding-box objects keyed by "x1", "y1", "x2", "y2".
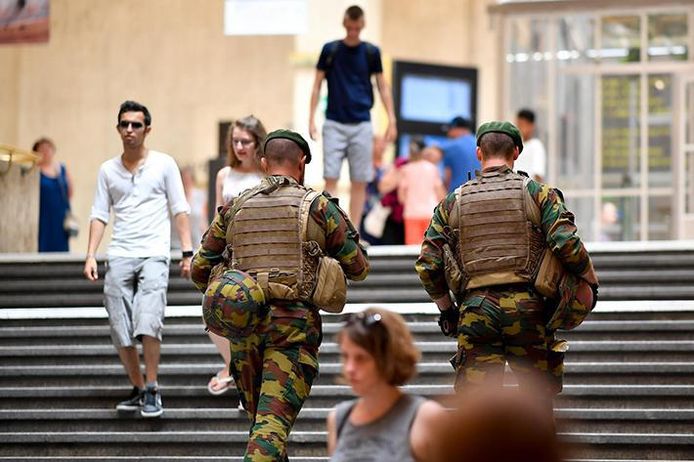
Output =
[
  {"x1": 231, "y1": 302, "x2": 321, "y2": 462},
  {"x1": 453, "y1": 288, "x2": 562, "y2": 395},
  {"x1": 416, "y1": 166, "x2": 593, "y2": 396},
  {"x1": 202, "y1": 269, "x2": 266, "y2": 338},
  {"x1": 191, "y1": 175, "x2": 369, "y2": 461}
]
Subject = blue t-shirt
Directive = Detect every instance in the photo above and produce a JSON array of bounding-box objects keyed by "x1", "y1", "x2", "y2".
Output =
[
  {"x1": 440, "y1": 134, "x2": 480, "y2": 192},
  {"x1": 317, "y1": 40, "x2": 382, "y2": 123}
]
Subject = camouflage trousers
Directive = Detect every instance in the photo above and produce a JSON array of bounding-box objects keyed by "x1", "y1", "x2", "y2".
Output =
[
  {"x1": 453, "y1": 287, "x2": 564, "y2": 396},
  {"x1": 228, "y1": 303, "x2": 322, "y2": 462}
]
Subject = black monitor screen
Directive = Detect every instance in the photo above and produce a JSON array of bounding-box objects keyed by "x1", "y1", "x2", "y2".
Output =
[{"x1": 393, "y1": 61, "x2": 477, "y2": 157}]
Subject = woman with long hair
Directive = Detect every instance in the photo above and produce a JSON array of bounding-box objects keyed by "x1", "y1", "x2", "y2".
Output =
[{"x1": 207, "y1": 115, "x2": 267, "y2": 396}]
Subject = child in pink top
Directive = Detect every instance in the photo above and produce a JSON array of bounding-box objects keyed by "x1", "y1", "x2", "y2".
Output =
[{"x1": 398, "y1": 145, "x2": 446, "y2": 245}]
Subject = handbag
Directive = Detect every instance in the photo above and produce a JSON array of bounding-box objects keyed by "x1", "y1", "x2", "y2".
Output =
[
  {"x1": 363, "y1": 201, "x2": 391, "y2": 238},
  {"x1": 57, "y1": 163, "x2": 79, "y2": 238},
  {"x1": 63, "y1": 211, "x2": 80, "y2": 237}
]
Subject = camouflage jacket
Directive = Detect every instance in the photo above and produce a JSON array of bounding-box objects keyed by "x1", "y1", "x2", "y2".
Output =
[
  {"x1": 191, "y1": 175, "x2": 370, "y2": 297},
  {"x1": 415, "y1": 165, "x2": 593, "y2": 301}
]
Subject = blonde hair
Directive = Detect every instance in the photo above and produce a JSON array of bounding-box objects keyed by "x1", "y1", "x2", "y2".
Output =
[{"x1": 337, "y1": 307, "x2": 420, "y2": 386}]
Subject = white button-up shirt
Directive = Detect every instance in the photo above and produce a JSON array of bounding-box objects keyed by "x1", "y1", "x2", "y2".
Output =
[{"x1": 90, "y1": 150, "x2": 190, "y2": 258}]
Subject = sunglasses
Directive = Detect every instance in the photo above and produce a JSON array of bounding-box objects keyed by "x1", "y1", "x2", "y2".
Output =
[
  {"x1": 119, "y1": 120, "x2": 145, "y2": 130},
  {"x1": 346, "y1": 311, "x2": 383, "y2": 328}
]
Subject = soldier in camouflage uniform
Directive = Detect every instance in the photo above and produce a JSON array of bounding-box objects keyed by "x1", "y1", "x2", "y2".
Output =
[
  {"x1": 192, "y1": 129, "x2": 369, "y2": 462},
  {"x1": 415, "y1": 121, "x2": 598, "y2": 400}
]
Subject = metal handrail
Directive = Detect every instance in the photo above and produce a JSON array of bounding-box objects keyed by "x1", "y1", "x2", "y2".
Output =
[{"x1": 0, "y1": 143, "x2": 40, "y2": 175}]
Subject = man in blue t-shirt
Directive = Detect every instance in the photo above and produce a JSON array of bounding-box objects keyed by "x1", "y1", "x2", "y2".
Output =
[
  {"x1": 309, "y1": 5, "x2": 397, "y2": 229},
  {"x1": 434, "y1": 116, "x2": 480, "y2": 192}
]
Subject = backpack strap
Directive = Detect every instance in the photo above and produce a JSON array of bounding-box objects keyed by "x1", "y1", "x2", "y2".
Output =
[{"x1": 324, "y1": 40, "x2": 341, "y2": 72}]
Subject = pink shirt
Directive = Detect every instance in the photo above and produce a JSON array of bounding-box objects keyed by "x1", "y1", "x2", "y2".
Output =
[{"x1": 398, "y1": 160, "x2": 444, "y2": 219}]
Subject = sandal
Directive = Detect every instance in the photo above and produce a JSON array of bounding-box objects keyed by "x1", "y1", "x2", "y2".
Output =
[{"x1": 207, "y1": 370, "x2": 235, "y2": 396}]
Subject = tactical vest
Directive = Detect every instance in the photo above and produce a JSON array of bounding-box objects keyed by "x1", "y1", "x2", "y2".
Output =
[
  {"x1": 224, "y1": 177, "x2": 317, "y2": 300},
  {"x1": 223, "y1": 176, "x2": 347, "y2": 312},
  {"x1": 450, "y1": 169, "x2": 545, "y2": 290}
]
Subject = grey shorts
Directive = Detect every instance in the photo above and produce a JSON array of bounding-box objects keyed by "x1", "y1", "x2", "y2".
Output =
[
  {"x1": 322, "y1": 119, "x2": 374, "y2": 182},
  {"x1": 103, "y1": 256, "x2": 170, "y2": 348}
]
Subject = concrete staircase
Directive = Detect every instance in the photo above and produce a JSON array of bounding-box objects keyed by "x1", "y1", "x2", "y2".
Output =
[{"x1": 1, "y1": 243, "x2": 694, "y2": 460}]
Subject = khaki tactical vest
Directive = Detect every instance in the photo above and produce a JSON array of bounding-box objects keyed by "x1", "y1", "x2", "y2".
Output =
[
  {"x1": 223, "y1": 176, "x2": 347, "y2": 312},
  {"x1": 450, "y1": 169, "x2": 545, "y2": 290}
]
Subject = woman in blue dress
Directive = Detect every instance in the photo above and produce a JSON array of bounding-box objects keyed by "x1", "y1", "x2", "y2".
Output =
[{"x1": 34, "y1": 137, "x2": 73, "y2": 252}]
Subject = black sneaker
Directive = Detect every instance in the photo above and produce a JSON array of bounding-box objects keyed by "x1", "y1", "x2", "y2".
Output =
[
  {"x1": 141, "y1": 385, "x2": 163, "y2": 418},
  {"x1": 116, "y1": 386, "x2": 144, "y2": 411}
]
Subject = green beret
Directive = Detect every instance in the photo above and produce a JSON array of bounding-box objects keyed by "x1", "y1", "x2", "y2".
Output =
[
  {"x1": 264, "y1": 129, "x2": 312, "y2": 164},
  {"x1": 476, "y1": 121, "x2": 524, "y2": 153}
]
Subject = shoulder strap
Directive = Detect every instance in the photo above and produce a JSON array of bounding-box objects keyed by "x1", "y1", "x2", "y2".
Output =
[
  {"x1": 334, "y1": 400, "x2": 356, "y2": 439},
  {"x1": 300, "y1": 189, "x2": 322, "y2": 241},
  {"x1": 324, "y1": 40, "x2": 341, "y2": 72},
  {"x1": 364, "y1": 41, "x2": 378, "y2": 72},
  {"x1": 56, "y1": 163, "x2": 70, "y2": 209},
  {"x1": 523, "y1": 176, "x2": 541, "y2": 228}
]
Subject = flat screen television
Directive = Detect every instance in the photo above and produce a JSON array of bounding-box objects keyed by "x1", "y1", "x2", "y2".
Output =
[{"x1": 392, "y1": 61, "x2": 477, "y2": 157}]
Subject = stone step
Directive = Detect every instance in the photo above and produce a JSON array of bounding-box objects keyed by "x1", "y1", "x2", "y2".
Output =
[
  {"x1": 4, "y1": 268, "x2": 694, "y2": 294},
  {"x1": 2, "y1": 407, "x2": 693, "y2": 434},
  {"x1": 0, "y1": 431, "x2": 692, "y2": 459}
]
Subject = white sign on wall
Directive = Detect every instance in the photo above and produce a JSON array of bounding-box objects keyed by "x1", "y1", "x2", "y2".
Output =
[{"x1": 224, "y1": 0, "x2": 308, "y2": 36}]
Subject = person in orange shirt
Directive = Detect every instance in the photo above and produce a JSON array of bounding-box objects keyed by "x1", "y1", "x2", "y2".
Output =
[{"x1": 397, "y1": 140, "x2": 446, "y2": 245}]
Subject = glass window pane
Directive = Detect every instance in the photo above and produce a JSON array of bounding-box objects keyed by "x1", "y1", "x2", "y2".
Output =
[
  {"x1": 564, "y1": 196, "x2": 596, "y2": 242},
  {"x1": 686, "y1": 152, "x2": 694, "y2": 214},
  {"x1": 648, "y1": 13, "x2": 688, "y2": 62},
  {"x1": 648, "y1": 196, "x2": 673, "y2": 240},
  {"x1": 506, "y1": 17, "x2": 550, "y2": 130},
  {"x1": 602, "y1": 75, "x2": 641, "y2": 189},
  {"x1": 687, "y1": 82, "x2": 694, "y2": 146},
  {"x1": 557, "y1": 74, "x2": 595, "y2": 189},
  {"x1": 648, "y1": 74, "x2": 673, "y2": 188},
  {"x1": 557, "y1": 16, "x2": 596, "y2": 64},
  {"x1": 600, "y1": 196, "x2": 640, "y2": 241},
  {"x1": 601, "y1": 15, "x2": 641, "y2": 63}
]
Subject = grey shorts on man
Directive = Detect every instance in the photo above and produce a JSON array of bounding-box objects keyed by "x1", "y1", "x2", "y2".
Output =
[
  {"x1": 104, "y1": 256, "x2": 170, "y2": 347},
  {"x1": 322, "y1": 119, "x2": 374, "y2": 182}
]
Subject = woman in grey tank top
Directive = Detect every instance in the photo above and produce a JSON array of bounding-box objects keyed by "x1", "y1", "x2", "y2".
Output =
[{"x1": 327, "y1": 307, "x2": 446, "y2": 462}]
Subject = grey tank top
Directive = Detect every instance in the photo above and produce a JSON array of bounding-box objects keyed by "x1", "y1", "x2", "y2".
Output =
[{"x1": 330, "y1": 394, "x2": 425, "y2": 462}]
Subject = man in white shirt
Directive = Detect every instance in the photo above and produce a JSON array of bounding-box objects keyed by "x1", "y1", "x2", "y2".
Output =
[
  {"x1": 83, "y1": 100, "x2": 192, "y2": 418},
  {"x1": 515, "y1": 108, "x2": 547, "y2": 182}
]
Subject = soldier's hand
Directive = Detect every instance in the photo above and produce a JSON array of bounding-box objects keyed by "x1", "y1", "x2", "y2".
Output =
[
  {"x1": 179, "y1": 256, "x2": 192, "y2": 279},
  {"x1": 438, "y1": 306, "x2": 460, "y2": 338},
  {"x1": 83, "y1": 256, "x2": 98, "y2": 281}
]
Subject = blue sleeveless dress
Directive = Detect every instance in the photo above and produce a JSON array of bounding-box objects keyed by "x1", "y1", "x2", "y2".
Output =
[{"x1": 38, "y1": 164, "x2": 70, "y2": 252}]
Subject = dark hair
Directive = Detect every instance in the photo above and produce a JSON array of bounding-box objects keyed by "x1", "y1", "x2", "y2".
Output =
[
  {"x1": 118, "y1": 100, "x2": 151, "y2": 126},
  {"x1": 32, "y1": 137, "x2": 55, "y2": 152},
  {"x1": 478, "y1": 132, "x2": 516, "y2": 160},
  {"x1": 337, "y1": 307, "x2": 420, "y2": 386},
  {"x1": 345, "y1": 5, "x2": 364, "y2": 20},
  {"x1": 225, "y1": 115, "x2": 267, "y2": 168},
  {"x1": 409, "y1": 136, "x2": 426, "y2": 155},
  {"x1": 263, "y1": 138, "x2": 304, "y2": 167},
  {"x1": 517, "y1": 108, "x2": 536, "y2": 124}
]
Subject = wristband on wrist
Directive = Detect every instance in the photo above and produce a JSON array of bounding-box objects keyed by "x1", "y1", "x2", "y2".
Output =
[
  {"x1": 182, "y1": 250, "x2": 194, "y2": 258},
  {"x1": 86, "y1": 254, "x2": 96, "y2": 259}
]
